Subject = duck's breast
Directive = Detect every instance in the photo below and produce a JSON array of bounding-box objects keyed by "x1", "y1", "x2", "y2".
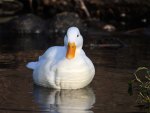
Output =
[{"x1": 55, "y1": 54, "x2": 95, "y2": 89}]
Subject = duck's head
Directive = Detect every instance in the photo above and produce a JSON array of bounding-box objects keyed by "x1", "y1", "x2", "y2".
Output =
[{"x1": 64, "y1": 27, "x2": 83, "y2": 59}]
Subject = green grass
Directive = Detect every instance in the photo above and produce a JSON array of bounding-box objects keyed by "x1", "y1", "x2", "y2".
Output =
[{"x1": 128, "y1": 67, "x2": 150, "y2": 108}]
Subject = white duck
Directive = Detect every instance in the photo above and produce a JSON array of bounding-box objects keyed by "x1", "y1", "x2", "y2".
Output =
[{"x1": 27, "y1": 27, "x2": 95, "y2": 89}]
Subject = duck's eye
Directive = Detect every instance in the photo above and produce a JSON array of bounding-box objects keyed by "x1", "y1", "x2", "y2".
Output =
[{"x1": 77, "y1": 34, "x2": 79, "y2": 37}]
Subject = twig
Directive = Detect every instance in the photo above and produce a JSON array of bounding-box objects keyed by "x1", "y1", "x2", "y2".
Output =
[
  {"x1": 125, "y1": 27, "x2": 145, "y2": 33},
  {"x1": 78, "y1": 0, "x2": 91, "y2": 18},
  {"x1": 29, "y1": 0, "x2": 33, "y2": 10}
]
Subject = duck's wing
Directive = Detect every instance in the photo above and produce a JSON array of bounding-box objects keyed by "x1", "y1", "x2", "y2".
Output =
[
  {"x1": 26, "y1": 46, "x2": 66, "y2": 70},
  {"x1": 41, "y1": 46, "x2": 66, "y2": 60}
]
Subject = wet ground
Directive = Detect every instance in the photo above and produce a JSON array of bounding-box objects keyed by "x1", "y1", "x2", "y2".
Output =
[{"x1": 0, "y1": 32, "x2": 150, "y2": 113}]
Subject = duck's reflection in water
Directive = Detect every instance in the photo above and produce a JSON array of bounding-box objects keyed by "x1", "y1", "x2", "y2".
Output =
[{"x1": 33, "y1": 85, "x2": 95, "y2": 113}]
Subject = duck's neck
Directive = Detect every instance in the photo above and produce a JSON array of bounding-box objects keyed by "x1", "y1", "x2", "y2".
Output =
[{"x1": 75, "y1": 48, "x2": 82, "y2": 56}]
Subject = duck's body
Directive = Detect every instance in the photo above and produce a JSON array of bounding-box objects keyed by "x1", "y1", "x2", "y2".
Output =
[{"x1": 27, "y1": 27, "x2": 95, "y2": 89}]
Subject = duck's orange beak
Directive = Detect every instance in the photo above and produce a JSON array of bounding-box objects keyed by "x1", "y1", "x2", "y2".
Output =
[{"x1": 66, "y1": 42, "x2": 76, "y2": 59}]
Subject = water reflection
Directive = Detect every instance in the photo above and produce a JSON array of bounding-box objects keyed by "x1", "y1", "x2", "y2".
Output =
[{"x1": 33, "y1": 86, "x2": 95, "y2": 113}]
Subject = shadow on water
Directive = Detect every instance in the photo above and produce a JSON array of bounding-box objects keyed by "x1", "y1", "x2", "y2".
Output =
[{"x1": 0, "y1": 32, "x2": 150, "y2": 113}]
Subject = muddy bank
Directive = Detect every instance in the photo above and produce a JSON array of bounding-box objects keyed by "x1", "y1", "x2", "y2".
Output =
[{"x1": 0, "y1": 0, "x2": 150, "y2": 35}]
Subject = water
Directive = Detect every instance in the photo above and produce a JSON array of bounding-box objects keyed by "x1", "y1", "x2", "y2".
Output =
[{"x1": 0, "y1": 32, "x2": 150, "y2": 113}]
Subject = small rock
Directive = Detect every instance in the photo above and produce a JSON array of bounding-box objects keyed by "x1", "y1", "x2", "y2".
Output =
[
  {"x1": 8, "y1": 13, "x2": 47, "y2": 34},
  {"x1": 0, "y1": 0, "x2": 23, "y2": 16},
  {"x1": 102, "y1": 24, "x2": 116, "y2": 32},
  {"x1": 48, "y1": 12, "x2": 86, "y2": 34}
]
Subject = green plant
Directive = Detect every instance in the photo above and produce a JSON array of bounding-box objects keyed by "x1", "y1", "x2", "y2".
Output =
[{"x1": 128, "y1": 67, "x2": 150, "y2": 107}]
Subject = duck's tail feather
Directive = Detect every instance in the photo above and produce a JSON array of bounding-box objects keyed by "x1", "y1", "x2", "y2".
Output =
[{"x1": 26, "y1": 62, "x2": 38, "y2": 70}]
